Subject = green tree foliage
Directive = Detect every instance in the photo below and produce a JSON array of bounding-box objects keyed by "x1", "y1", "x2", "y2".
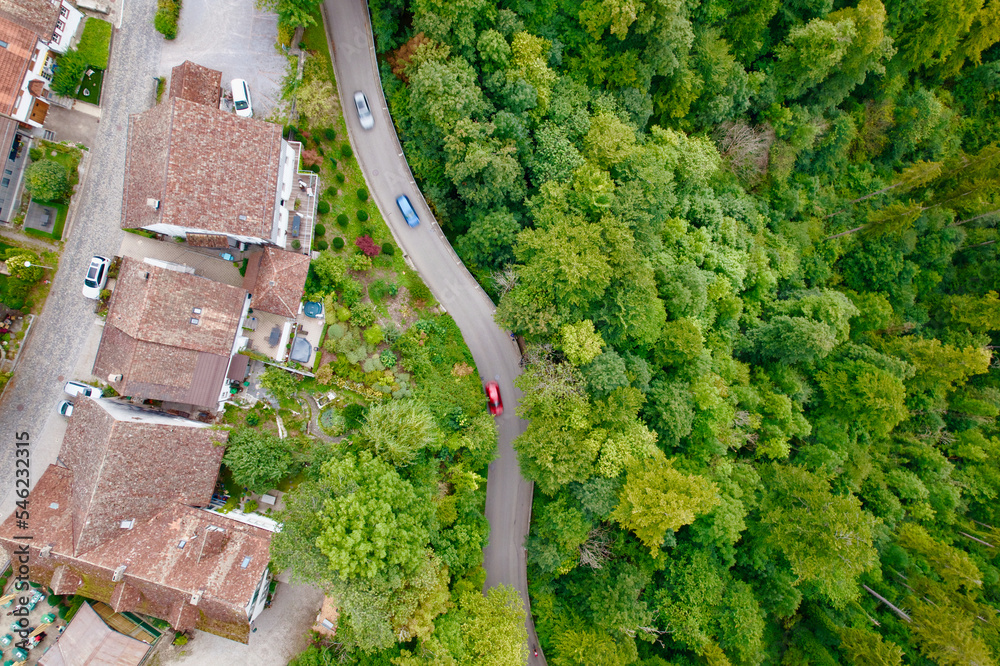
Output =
[
  {"x1": 343, "y1": 0, "x2": 1000, "y2": 660},
  {"x1": 3, "y1": 253, "x2": 43, "y2": 282},
  {"x1": 359, "y1": 400, "x2": 438, "y2": 466},
  {"x1": 259, "y1": 365, "x2": 300, "y2": 401},
  {"x1": 612, "y1": 451, "x2": 719, "y2": 554},
  {"x1": 222, "y1": 428, "x2": 294, "y2": 493},
  {"x1": 23, "y1": 160, "x2": 69, "y2": 203}
]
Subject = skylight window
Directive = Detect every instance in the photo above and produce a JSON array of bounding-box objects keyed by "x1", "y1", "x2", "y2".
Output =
[
  {"x1": 120, "y1": 519, "x2": 135, "y2": 529},
  {"x1": 190, "y1": 318, "x2": 200, "y2": 325},
  {"x1": 240, "y1": 556, "x2": 252, "y2": 569},
  {"x1": 178, "y1": 540, "x2": 186, "y2": 548}
]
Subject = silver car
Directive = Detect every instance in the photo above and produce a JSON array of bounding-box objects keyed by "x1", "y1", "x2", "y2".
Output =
[{"x1": 354, "y1": 91, "x2": 374, "y2": 130}]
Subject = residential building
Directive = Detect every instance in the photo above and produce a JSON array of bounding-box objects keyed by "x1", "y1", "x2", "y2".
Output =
[
  {"x1": 92, "y1": 257, "x2": 252, "y2": 413},
  {"x1": 0, "y1": 398, "x2": 272, "y2": 644},
  {"x1": 0, "y1": 0, "x2": 85, "y2": 129},
  {"x1": 167, "y1": 59, "x2": 221, "y2": 108},
  {"x1": 121, "y1": 90, "x2": 319, "y2": 253},
  {"x1": 243, "y1": 245, "x2": 311, "y2": 320}
]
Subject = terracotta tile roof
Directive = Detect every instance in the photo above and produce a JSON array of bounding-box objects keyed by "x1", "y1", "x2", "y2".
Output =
[
  {"x1": 92, "y1": 257, "x2": 248, "y2": 409},
  {"x1": 168, "y1": 60, "x2": 222, "y2": 108},
  {"x1": 0, "y1": 0, "x2": 59, "y2": 38},
  {"x1": 121, "y1": 97, "x2": 283, "y2": 240},
  {"x1": 0, "y1": 464, "x2": 272, "y2": 644},
  {"x1": 186, "y1": 232, "x2": 230, "y2": 247},
  {"x1": 38, "y1": 601, "x2": 150, "y2": 666},
  {"x1": 243, "y1": 247, "x2": 310, "y2": 319},
  {"x1": 59, "y1": 398, "x2": 227, "y2": 555},
  {"x1": 0, "y1": 15, "x2": 37, "y2": 115}
]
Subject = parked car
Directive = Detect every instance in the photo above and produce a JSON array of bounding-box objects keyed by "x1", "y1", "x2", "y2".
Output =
[
  {"x1": 232, "y1": 78, "x2": 253, "y2": 117},
  {"x1": 485, "y1": 381, "x2": 503, "y2": 416},
  {"x1": 82, "y1": 255, "x2": 110, "y2": 299},
  {"x1": 353, "y1": 91, "x2": 374, "y2": 129},
  {"x1": 57, "y1": 401, "x2": 74, "y2": 417},
  {"x1": 396, "y1": 195, "x2": 420, "y2": 227},
  {"x1": 64, "y1": 381, "x2": 103, "y2": 399}
]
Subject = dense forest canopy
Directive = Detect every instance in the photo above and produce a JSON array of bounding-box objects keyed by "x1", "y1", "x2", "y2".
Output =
[{"x1": 327, "y1": 0, "x2": 1000, "y2": 663}]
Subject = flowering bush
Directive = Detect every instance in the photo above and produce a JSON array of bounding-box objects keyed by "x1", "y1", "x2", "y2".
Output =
[{"x1": 354, "y1": 235, "x2": 381, "y2": 257}]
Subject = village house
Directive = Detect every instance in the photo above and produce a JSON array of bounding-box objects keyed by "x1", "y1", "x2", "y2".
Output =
[
  {"x1": 92, "y1": 257, "x2": 252, "y2": 414},
  {"x1": 0, "y1": 398, "x2": 273, "y2": 644},
  {"x1": 121, "y1": 61, "x2": 319, "y2": 254}
]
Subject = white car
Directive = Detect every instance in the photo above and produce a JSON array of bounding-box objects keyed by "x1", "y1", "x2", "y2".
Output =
[
  {"x1": 64, "y1": 381, "x2": 103, "y2": 399},
  {"x1": 232, "y1": 78, "x2": 253, "y2": 118},
  {"x1": 82, "y1": 255, "x2": 110, "y2": 300},
  {"x1": 57, "y1": 400, "x2": 74, "y2": 417},
  {"x1": 353, "y1": 91, "x2": 374, "y2": 130}
]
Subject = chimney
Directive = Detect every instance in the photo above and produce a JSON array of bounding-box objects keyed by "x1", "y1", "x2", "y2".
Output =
[
  {"x1": 112, "y1": 565, "x2": 127, "y2": 582},
  {"x1": 40, "y1": 545, "x2": 52, "y2": 558},
  {"x1": 190, "y1": 589, "x2": 204, "y2": 606},
  {"x1": 108, "y1": 374, "x2": 123, "y2": 383},
  {"x1": 146, "y1": 198, "x2": 160, "y2": 210}
]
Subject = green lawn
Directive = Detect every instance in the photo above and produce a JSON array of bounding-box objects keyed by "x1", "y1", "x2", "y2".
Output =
[
  {"x1": 77, "y1": 17, "x2": 112, "y2": 69},
  {"x1": 75, "y1": 68, "x2": 103, "y2": 104}
]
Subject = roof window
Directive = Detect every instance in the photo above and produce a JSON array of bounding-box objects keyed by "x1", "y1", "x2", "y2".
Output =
[
  {"x1": 240, "y1": 556, "x2": 252, "y2": 569},
  {"x1": 120, "y1": 519, "x2": 135, "y2": 529},
  {"x1": 192, "y1": 307, "x2": 202, "y2": 315},
  {"x1": 190, "y1": 318, "x2": 200, "y2": 325},
  {"x1": 0, "y1": 40, "x2": 8, "y2": 49},
  {"x1": 49, "y1": 502, "x2": 59, "y2": 509},
  {"x1": 178, "y1": 540, "x2": 186, "y2": 549}
]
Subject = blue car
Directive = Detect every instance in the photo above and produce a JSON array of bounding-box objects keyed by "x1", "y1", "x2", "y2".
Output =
[{"x1": 396, "y1": 195, "x2": 420, "y2": 227}]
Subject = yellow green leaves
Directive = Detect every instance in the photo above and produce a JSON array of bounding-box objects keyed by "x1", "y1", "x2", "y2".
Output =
[{"x1": 612, "y1": 451, "x2": 719, "y2": 554}]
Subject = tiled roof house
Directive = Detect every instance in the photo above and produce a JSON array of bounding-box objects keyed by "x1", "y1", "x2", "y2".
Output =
[
  {"x1": 168, "y1": 60, "x2": 222, "y2": 108},
  {"x1": 0, "y1": 398, "x2": 272, "y2": 644},
  {"x1": 0, "y1": 0, "x2": 84, "y2": 128},
  {"x1": 92, "y1": 257, "x2": 251, "y2": 411},
  {"x1": 242, "y1": 245, "x2": 311, "y2": 319},
  {"x1": 121, "y1": 95, "x2": 318, "y2": 252}
]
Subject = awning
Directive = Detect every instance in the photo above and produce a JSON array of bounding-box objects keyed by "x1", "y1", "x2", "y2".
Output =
[{"x1": 226, "y1": 353, "x2": 249, "y2": 381}]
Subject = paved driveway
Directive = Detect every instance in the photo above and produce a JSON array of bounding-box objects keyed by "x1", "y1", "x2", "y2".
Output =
[
  {"x1": 0, "y1": 0, "x2": 160, "y2": 520},
  {"x1": 159, "y1": 0, "x2": 288, "y2": 119}
]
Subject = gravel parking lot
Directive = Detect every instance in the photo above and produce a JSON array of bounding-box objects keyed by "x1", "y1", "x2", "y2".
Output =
[{"x1": 159, "y1": 0, "x2": 289, "y2": 119}]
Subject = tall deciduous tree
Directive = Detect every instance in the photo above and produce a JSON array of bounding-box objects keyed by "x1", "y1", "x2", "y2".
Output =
[
  {"x1": 756, "y1": 465, "x2": 879, "y2": 607},
  {"x1": 222, "y1": 428, "x2": 293, "y2": 494},
  {"x1": 612, "y1": 451, "x2": 719, "y2": 554}
]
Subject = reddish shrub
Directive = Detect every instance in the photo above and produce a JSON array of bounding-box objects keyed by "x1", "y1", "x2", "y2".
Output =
[
  {"x1": 301, "y1": 149, "x2": 322, "y2": 167},
  {"x1": 354, "y1": 235, "x2": 381, "y2": 257}
]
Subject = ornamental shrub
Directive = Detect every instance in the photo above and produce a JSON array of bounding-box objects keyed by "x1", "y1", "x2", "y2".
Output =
[
  {"x1": 333, "y1": 236, "x2": 345, "y2": 249},
  {"x1": 357, "y1": 187, "x2": 369, "y2": 202},
  {"x1": 335, "y1": 173, "x2": 346, "y2": 183},
  {"x1": 354, "y1": 235, "x2": 381, "y2": 257},
  {"x1": 315, "y1": 239, "x2": 328, "y2": 251},
  {"x1": 381, "y1": 243, "x2": 394, "y2": 256},
  {"x1": 380, "y1": 349, "x2": 397, "y2": 367},
  {"x1": 314, "y1": 224, "x2": 326, "y2": 237},
  {"x1": 343, "y1": 403, "x2": 366, "y2": 430},
  {"x1": 336, "y1": 213, "x2": 349, "y2": 227},
  {"x1": 324, "y1": 128, "x2": 336, "y2": 141},
  {"x1": 356, "y1": 209, "x2": 369, "y2": 222},
  {"x1": 340, "y1": 144, "x2": 353, "y2": 158},
  {"x1": 351, "y1": 302, "x2": 377, "y2": 327},
  {"x1": 24, "y1": 160, "x2": 69, "y2": 203},
  {"x1": 349, "y1": 253, "x2": 372, "y2": 271},
  {"x1": 363, "y1": 325, "x2": 384, "y2": 346},
  {"x1": 154, "y1": 0, "x2": 180, "y2": 40},
  {"x1": 317, "y1": 201, "x2": 330, "y2": 215},
  {"x1": 51, "y1": 50, "x2": 87, "y2": 96},
  {"x1": 292, "y1": 239, "x2": 301, "y2": 250}
]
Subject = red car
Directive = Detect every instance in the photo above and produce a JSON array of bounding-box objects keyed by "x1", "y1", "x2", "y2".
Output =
[{"x1": 485, "y1": 381, "x2": 503, "y2": 416}]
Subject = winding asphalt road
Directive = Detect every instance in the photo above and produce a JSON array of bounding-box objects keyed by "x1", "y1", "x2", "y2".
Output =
[{"x1": 320, "y1": 2, "x2": 543, "y2": 662}]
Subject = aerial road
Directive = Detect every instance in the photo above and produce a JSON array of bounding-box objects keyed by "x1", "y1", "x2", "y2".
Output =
[{"x1": 320, "y1": 1, "x2": 544, "y2": 662}]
